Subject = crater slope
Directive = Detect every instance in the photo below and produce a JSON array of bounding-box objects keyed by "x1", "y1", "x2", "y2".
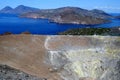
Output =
[{"x1": 0, "y1": 35, "x2": 120, "y2": 80}]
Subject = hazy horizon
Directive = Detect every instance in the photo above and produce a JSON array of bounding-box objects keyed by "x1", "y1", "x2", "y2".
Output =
[{"x1": 0, "y1": 0, "x2": 120, "y2": 13}]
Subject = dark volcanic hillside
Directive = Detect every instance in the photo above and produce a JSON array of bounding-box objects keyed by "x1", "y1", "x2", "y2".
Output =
[
  {"x1": 0, "y1": 5, "x2": 39, "y2": 14},
  {"x1": 21, "y1": 7, "x2": 112, "y2": 25}
]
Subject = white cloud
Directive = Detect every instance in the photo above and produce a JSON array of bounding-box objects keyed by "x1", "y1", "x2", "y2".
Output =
[{"x1": 94, "y1": 6, "x2": 120, "y2": 10}]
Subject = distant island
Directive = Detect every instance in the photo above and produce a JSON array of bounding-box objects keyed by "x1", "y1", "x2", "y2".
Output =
[
  {"x1": 20, "y1": 7, "x2": 112, "y2": 25},
  {"x1": 0, "y1": 5, "x2": 113, "y2": 25},
  {"x1": 0, "y1": 5, "x2": 39, "y2": 14}
]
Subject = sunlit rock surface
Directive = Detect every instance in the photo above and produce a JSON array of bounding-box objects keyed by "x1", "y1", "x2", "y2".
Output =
[{"x1": 0, "y1": 35, "x2": 120, "y2": 80}]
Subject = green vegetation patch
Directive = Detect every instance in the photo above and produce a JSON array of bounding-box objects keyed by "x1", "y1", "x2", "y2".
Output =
[{"x1": 59, "y1": 28, "x2": 120, "y2": 36}]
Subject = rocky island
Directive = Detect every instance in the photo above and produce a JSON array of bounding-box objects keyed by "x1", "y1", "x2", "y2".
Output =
[
  {"x1": 21, "y1": 7, "x2": 112, "y2": 25},
  {"x1": 0, "y1": 5, "x2": 113, "y2": 25}
]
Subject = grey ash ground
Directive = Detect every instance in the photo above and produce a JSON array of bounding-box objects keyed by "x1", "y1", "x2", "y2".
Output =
[{"x1": 0, "y1": 65, "x2": 46, "y2": 80}]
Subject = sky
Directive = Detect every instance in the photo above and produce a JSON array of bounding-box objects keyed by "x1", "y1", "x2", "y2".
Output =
[{"x1": 0, "y1": 0, "x2": 120, "y2": 13}]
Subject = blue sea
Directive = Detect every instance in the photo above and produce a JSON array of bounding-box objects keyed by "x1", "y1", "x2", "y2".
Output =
[{"x1": 0, "y1": 13, "x2": 120, "y2": 35}]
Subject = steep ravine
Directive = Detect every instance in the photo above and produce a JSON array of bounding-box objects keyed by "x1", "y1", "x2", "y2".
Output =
[{"x1": 0, "y1": 35, "x2": 120, "y2": 80}]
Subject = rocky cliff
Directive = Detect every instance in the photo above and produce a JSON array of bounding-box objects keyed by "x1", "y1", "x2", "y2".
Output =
[{"x1": 0, "y1": 35, "x2": 120, "y2": 80}]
